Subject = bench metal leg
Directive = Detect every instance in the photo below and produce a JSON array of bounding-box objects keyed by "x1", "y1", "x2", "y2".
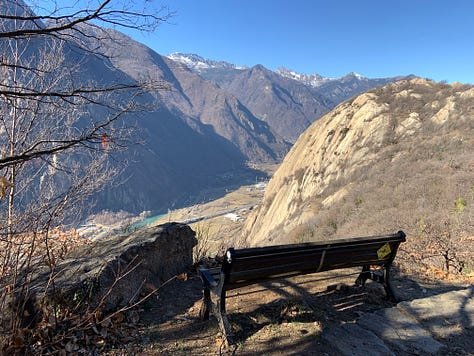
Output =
[
  {"x1": 354, "y1": 264, "x2": 398, "y2": 302},
  {"x1": 355, "y1": 265, "x2": 370, "y2": 286},
  {"x1": 198, "y1": 269, "x2": 236, "y2": 346},
  {"x1": 382, "y1": 264, "x2": 398, "y2": 303},
  {"x1": 199, "y1": 286, "x2": 211, "y2": 320}
]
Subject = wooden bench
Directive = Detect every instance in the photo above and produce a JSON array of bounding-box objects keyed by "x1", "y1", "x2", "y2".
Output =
[{"x1": 198, "y1": 231, "x2": 406, "y2": 345}]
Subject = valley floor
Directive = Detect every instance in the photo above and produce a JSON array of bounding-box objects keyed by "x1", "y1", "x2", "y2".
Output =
[
  {"x1": 148, "y1": 182, "x2": 267, "y2": 255},
  {"x1": 80, "y1": 163, "x2": 278, "y2": 247}
]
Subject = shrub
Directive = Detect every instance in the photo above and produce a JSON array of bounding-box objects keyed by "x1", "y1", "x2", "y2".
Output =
[{"x1": 454, "y1": 197, "x2": 467, "y2": 213}]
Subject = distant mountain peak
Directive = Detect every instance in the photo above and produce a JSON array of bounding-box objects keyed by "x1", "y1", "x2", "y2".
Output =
[
  {"x1": 249, "y1": 64, "x2": 273, "y2": 74},
  {"x1": 343, "y1": 72, "x2": 368, "y2": 80},
  {"x1": 276, "y1": 67, "x2": 330, "y2": 87},
  {"x1": 167, "y1": 53, "x2": 248, "y2": 73},
  {"x1": 167, "y1": 53, "x2": 393, "y2": 92},
  {"x1": 276, "y1": 67, "x2": 372, "y2": 87}
]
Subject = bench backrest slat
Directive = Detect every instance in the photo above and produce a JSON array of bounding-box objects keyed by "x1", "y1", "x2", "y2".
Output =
[
  {"x1": 222, "y1": 231, "x2": 406, "y2": 290},
  {"x1": 231, "y1": 232, "x2": 405, "y2": 258},
  {"x1": 230, "y1": 243, "x2": 394, "y2": 271}
]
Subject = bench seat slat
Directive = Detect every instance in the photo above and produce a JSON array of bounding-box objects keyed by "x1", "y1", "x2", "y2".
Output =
[{"x1": 200, "y1": 268, "x2": 219, "y2": 287}]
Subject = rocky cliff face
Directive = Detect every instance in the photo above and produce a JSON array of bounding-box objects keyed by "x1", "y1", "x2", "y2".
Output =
[{"x1": 239, "y1": 79, "x2": 474, "y2": 247}]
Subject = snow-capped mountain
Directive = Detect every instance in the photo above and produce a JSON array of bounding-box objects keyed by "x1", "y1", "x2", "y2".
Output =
[
  {"x1": 165, "y1": 53, "x2": 414, "y2": 141},
  {"x1": 168, "y1": 53, "x2": 413, "y2": 102},
  {"x1": 277, "y1": 67, "x2": 372, "y2": 88},
  {"x1": 276, "y1": 67, "x2": 332, "y2": 87},
  {"x1": 167, "y1": 52, "x2": 248, "y2": 73},
  {"x1": 276, "y1": 67, "x2": 413, "y2": 102},
  {"x1": 167, "y1": 53, "x2": 371, "y2": 89}
]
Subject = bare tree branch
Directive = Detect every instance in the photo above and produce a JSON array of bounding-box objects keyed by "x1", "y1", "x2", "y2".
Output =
[{"x1": 0, "y1": 0, "x2": 172, "y2": 38}]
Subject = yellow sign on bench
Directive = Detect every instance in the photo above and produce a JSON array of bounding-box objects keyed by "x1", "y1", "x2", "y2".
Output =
[{"x1": 377, "y1": 243, "x2": 392, "y2": 259}]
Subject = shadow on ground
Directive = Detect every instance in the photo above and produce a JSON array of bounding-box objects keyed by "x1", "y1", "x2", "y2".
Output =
[{"x1": 107, "y1": 269, "x2": 472, "y2": 355}]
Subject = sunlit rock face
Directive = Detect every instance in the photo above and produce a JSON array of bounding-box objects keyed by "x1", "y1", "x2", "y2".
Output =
[{"x1": 240, "y1": 79, "x2": 474, "y2": 247}]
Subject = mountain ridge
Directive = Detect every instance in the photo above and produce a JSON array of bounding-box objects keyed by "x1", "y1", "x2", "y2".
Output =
[
  {"x1": 167, "y1": 52, "x2": 375, "y2": 85},
  {"x1": 167, "y1": 52, "x2": 249, "y2": 72},
  {"x1": 167, "y1": 52, "x2": 415, "y2": 142},
  {"x1": 167, "y1": 52, "x2": 413, "y2": 92}
]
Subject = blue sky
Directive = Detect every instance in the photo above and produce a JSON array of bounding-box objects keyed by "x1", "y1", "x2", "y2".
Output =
[
  {"x1": 29, "y1": 0, "x2": 474, "y2": 84},
  {"x1": 129, "y1": 0, "x2": 472, "y2": 84}
]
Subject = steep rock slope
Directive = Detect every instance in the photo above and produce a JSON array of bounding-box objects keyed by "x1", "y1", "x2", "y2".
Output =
[
  {"x1": 239, "y1": 79, "x2": 474, "y2": 248},
  {"x1": 160, "y1": 59, "x2": 290, "y2": 161}
]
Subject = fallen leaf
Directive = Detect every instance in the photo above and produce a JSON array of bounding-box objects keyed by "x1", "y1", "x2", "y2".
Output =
[{"x1": 215, "y1": 336, "x2": 223, "y2": 347}]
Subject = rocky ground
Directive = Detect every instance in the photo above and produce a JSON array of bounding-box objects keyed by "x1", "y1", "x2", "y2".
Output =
[{"x1": 104, "y1": 267, "x2": 473, "y2": 355}]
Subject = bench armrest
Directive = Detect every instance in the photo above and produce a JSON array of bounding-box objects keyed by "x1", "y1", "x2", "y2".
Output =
[{"x1": 199, "y1": 268, "x2": 218, "y2": 288}]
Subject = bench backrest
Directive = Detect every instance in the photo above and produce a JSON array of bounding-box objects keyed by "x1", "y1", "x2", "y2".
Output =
[{"x1": 222, "y1": 231, "x2": 406, "y2": 291}]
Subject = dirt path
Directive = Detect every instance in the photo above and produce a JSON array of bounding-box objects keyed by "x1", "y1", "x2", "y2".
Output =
[{"x1": 105, "y1": 268, "x2": 472, "y2": 355}]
